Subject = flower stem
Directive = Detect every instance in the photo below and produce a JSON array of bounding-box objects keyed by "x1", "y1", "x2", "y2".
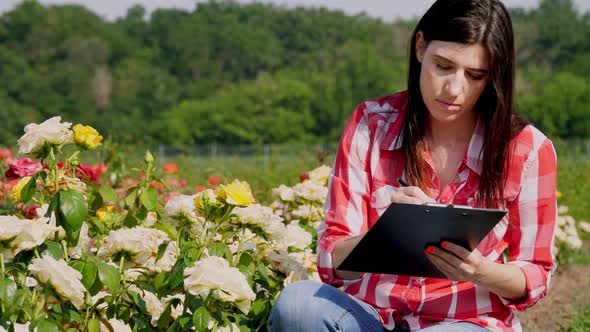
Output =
[{"x1": 0, "y1": 251, "x2": 4, "y2": 278}]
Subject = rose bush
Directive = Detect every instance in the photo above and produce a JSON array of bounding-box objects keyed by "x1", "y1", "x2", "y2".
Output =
[{"x1": 0, "y1": 117, "x2": 585, "y2": 331}]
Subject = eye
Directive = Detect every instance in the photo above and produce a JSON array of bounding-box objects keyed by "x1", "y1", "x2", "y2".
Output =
[
  {"x1": 435, "y1": 63, "x2": 452, "y2": 70},
  {"x1": 467, "y1": 72, "x2": 485, "y2": 81}
]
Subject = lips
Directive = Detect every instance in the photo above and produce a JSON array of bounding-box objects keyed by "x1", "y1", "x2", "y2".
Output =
[{"x1": 436, "y1": 99, "x2": 461, "y2": 111}]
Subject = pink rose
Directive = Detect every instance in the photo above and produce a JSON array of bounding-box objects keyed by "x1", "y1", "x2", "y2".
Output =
[{"x1": 5, "y1": 158, "x2": 42, "y2": 180}]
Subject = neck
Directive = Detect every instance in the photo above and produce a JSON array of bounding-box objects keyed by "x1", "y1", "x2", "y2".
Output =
[{"x1": 426, "y1": 113, "x2": 477, "y2": 147}]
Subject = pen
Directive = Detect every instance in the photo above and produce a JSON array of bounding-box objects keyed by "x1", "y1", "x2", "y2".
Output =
[{"x1": 397, "y1": 177, "x2": 409, "y2": 187}]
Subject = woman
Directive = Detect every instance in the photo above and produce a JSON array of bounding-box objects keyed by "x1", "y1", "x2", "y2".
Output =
[{"x1": 268, "y1": 0, "x2": 557, "y2": 331}]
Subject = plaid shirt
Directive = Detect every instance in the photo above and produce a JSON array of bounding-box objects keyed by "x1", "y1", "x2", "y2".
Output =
[{"x1": 317, "y1": 91, "x2": 557, "y2": 332}]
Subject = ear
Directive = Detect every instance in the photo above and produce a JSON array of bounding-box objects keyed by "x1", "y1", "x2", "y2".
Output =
[{"x1": 415, "y1": 31, "x2": 426, "y2": 63}]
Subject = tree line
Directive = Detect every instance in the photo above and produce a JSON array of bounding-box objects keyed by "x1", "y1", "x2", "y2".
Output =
[{"x1": 0, "y1": 0, "x2": 588, "y2": 145}]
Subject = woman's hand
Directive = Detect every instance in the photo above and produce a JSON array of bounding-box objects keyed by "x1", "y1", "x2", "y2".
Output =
[
  {"x1": 425, "y1": 241, "x2": 490, "y2": 283},
  {"x1": 391, "y1": 186, "x2": 434, "y2": 205}
]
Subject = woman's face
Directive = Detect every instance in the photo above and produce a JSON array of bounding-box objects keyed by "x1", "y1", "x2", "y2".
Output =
[{"x1": 415, "y1": 32, "x2": 490, "y2": 124}]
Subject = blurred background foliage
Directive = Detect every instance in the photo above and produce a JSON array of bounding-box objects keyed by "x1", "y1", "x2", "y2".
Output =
[{"x1": 0, "y1": 0, "x2": 588, "y2": 146}]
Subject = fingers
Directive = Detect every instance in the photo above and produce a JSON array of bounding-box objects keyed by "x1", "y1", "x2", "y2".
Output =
[
  {"x1": 440, "y1": 241, "x2": 472, "y2": 260},
  {"x1": 390, "y1": 190, "x2": 424, "y2": 205},
  {"x1": 392, "y1": 186, "x2": 433, "y2": 204}
]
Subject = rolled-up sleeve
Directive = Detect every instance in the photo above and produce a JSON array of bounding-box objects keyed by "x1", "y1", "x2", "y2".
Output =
[
  {"x1": 316, "y1": 105, "x2": 372, "y2": 286},
  {"x1": 503, "y1": 137, "x2": 557, "y2": 311}
]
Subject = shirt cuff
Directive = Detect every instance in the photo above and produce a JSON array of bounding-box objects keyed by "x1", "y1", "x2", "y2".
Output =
[
  {"x1": 317, "y1": 236, "x2": 347, "y2": 286},
  {"x1": 500, "y1": 260, "x2": 552, "y2": 311}
]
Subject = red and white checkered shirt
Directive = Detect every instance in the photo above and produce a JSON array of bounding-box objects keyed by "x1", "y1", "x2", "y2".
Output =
[{"x1": 317, "y1": 91, "x2": 557, "y2": 332}]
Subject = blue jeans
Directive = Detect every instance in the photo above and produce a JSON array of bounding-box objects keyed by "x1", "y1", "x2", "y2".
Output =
[{"x1": 268, "y1": 280, "x2": 491, "y2": 332}]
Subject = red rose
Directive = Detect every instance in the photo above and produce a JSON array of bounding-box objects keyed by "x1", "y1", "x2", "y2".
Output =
[
  {"x1": 0, "y1": 148, "x2": 12, "y2": 161},
  {"x1": 91, "y1": 163, "x2": 107, "y2": 180},
  {"x1": 208, "y1": 176, "x2": 221, "y2": 186},
  {"x1": 163, "y1": 162, "x2": 178, "y2": 175},
  {"x1": 194, "y1": 185, "x2": 206, "y2": 193},
  {"x1": 299, "y1": 172, "x2": 310, "y2": 182},
  {"x1": 5, "y1": 158, "x2": 43, "y2": 180},
  {"x1": 76, "y1": 163, "x2": 98, "y2": 182}
]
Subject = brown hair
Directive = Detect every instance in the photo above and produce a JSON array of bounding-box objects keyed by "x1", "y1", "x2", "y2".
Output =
[{"x1": 404, "y1": 0, "x2": 528, "y2": 207}]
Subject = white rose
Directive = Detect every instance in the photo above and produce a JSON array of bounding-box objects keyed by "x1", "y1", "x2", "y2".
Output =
[
  {"x1": 28, "y1": 255, "x2": 86, "y2": 309},
  {"x1": 284, "y1": 223, "x2": 312, "y2": 250},
  {"x1": 91, "y1": 291, "x2": 110, "y2": 311},
  {"x1": 17, "y1": 116, "x2": 73, "y2": 158},
  {"x1": 144, "y1": 211, "x2": 158, "y2": 227},
  {"x1": 128, "y1": 287, "x2": 163, "y2": 326},
  {"x1": 283, "y1": 269, "x2": 311, "y2": 287},
  {"x1": 184, "y1": 256, "x2": 255, "y2": 313},
  {"x1": 97, "y1": 227, "x2": 177, "y2": 274},
  {"x1": 162, "y1": 294, "x2": 185, "y2": 320},
  {"x1": 217, "y1": 323, "x2": 240, "y2": 332},
  {"x1": 288, "y1": 249, "x2": 318, "y2": 272},
  {"x1": 558, "y1": 205, "x2": 569, "y2": 215},
  {"x1": 0, "y1": 216, "x2": 60, "y2": 260},
  {"x1": 291, "y1": 205, "x2": 322, "y2": 221},
  {"x1": 233, "y1": 204, "x2": 283, "y2": 228},
  {"x1": 100, "y1": 319, "x2": 132, "y2": 332},
  {"x1": 265, "y1": 222, "x2": 289, "y2": 250},
  {"x1": 266, "y1": 250, "x2": 303, "y2": 275},
  {"x1": 165, "y1": 194, "x2": 200, "y2": 222},
  {"x1": 307, "y1": 165, "x2": 332, "y2": 185},
  {"x1": 579, "y1": 221, "x2": 590, "y2": 233},
  {"x1": 293, "y1": 180, "x2": 328, "y2": 203},
  {"x1": 272, "y1": 185, "x2": 296, "y2": 202},
  {"x1": 0, "y1": 322, "x2": 31, "y2": 332}
]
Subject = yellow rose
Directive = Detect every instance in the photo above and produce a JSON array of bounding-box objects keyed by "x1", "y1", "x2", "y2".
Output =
[
  {"x1": 556, "y1": 191, "x2": 563, "y2": 200},
  {"x1": 96, "y1": 206, "x2": 114, "y2": 222},
  {"x1": 217, "y1": 181, "x2": 255, "y2": 207},
  {"x1": 73, "y1": 124, "x2": 103, "y2": 149},
  {"x1": 10, "y1": 176, "x2": 31, "y2": 203}
]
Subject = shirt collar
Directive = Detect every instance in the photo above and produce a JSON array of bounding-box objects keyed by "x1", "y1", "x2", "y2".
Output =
[{"x1": 383, "y1": 114, "x2": 485, "y2": 175}]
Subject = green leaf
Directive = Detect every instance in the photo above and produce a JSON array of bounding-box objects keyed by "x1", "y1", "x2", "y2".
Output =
[
  {"x1": 0, "y1": 278, "x2": 17, "y2": 306},
  {"x1": 45, "y1": 195, "x2": 59, "y2": 219},
  {"x1": 251, "y1": 298, "x2": 267, "y2": 316},
  {"x1": 20, "y1": 172, "x2": 38, "y2": 203},
  {"x1": 140, "y1": 188, "x2": 159, "y2": 211},
  {"x1": 152, "y1": 221, "x2": 178, "y2": 240},
  {"x1": 192, "y1": 306, "x2": 211, "y2": 332},
  {"x1": 208, "y1": 242, "x2": 232, "y2": 261},
  {"x1": 127, "y1": 290, "x2": 147, "y2": 313},
  {"x1": 97, "y1": 261, "x2": 120, "y2": 292},
  {"x1": 99, "y1": 187, "x2": 118, "y2": 202},
  {"x1": 89, "y1": 191, "x2": 103, "y2": 214},
  {"x1": 42, "y1": 240, "x2": 64, "y2": 260},
  {"x1": 58, "y1": 189, "x2": 88, "y2": 234},
  {"x1": 257, "y1": 262, "x2": 269, "y2": 281},
  {"x1": 72, "y1": 260, "x2": 97, "y2": 289},
  {"x1": 31, "y1": 319, "x2": 59, "y2": 332},
  {"x1": 125, "y1": 187, "x2": 138, "y2": 207}
]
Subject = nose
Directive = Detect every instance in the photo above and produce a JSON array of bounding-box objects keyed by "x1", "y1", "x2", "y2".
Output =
[{"x1": 445, "y1": 72, "x2": 463, "y2": 97}]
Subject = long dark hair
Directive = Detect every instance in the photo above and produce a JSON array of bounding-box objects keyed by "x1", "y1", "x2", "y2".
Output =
[{"x1": 404, "y1": 0, "x2": 527, "y2": 207}]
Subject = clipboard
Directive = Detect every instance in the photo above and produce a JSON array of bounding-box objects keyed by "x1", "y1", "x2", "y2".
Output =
[{"x1": 337, "y1": 202, "x2": 507, "y2": 278}]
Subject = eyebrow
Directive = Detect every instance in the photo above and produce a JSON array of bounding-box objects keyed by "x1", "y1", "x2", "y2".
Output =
[{"x1": 433, "y1": 55, "x2": 489, "y2": 74}]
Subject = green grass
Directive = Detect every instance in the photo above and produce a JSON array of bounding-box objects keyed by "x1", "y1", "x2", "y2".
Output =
[
  {"x1": 557, "y1": 157, "x2": 590, "y2": 222},
  {"x1": 562, "y1": 303, "x2": 590, "y2": 331},
  {"x1": 173, "y1": 150, "x2": 334, "y2": 203}
]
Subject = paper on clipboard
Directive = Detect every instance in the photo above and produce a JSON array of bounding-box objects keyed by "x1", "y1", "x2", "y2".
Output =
[{"x1": 336, "y1": 202, "x2": 506, "y2": 278}]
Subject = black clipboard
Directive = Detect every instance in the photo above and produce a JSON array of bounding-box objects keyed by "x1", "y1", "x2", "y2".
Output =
[{"x1": 337, "y1": 202, "x2": 506, "y2": 278}]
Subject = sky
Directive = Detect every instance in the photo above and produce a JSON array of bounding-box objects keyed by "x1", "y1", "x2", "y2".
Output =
[{"x1": 0, "y1": 0, "x2": 588, "y2": 22}]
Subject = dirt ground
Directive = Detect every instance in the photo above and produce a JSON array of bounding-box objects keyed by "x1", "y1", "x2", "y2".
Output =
[{"x1": 518, "y1": 242, "x2": 590, "y2": 331}]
